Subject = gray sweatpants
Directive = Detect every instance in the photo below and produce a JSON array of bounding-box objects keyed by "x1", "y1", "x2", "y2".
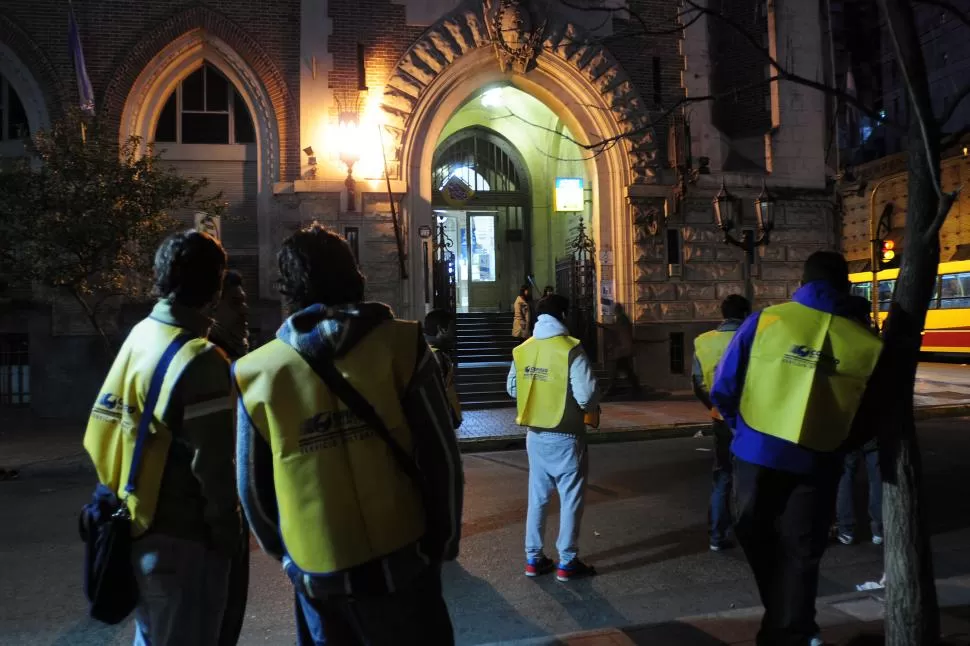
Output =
[{"x1": 525, "y1": 430, "x2": 588, "y2": 564}]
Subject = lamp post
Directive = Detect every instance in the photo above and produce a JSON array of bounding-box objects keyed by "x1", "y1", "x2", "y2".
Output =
[
  {"x1": 713, "y1": 179, "x2": 775, "y2": 304},
  {"x1": 338, "y1": 113, "x2": 361, "y2": 212}
]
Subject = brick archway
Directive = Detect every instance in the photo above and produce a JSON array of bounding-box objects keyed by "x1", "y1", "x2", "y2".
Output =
[
  {"x1": 380, "y1": 2, "x2": 660, "y2": 185},
  {"x1": 0, "y1": 14, "x2": 61, "y2": 128},
  {"x1": 102, "y1": 6, "x2": 299, "y2": 182}
]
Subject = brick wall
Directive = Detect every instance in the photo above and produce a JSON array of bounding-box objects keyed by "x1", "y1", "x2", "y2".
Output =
[{"x1": 0, "y1": 0, "x2": 301, "y2": 181}]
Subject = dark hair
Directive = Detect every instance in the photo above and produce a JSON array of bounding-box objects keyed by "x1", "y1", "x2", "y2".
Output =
[
  {"x1": 277, "y1": 224, "x2": 364, "y2": 310},
  {"x1": 153, "y1": 229, "x2": 227, "y2": 308},
  {"x1": 222, "y1": 269, "x2": 244, "y2": 290},
  {"x1": 537, "y1": 294, "x2": 569, "y2": 321},
  {"x1": 847, "y1": 294, "x2": 872, "y2": 326},
  {"x1": 543, "y1": 285, "x2": 554, "y2": 295},
  {"x1": 721, "y1": 294, "x2": 751, "y2": 320},
  {"x1": 520, "y1": 284, "x2": 531, "y2": 298},
  {"x1": 803, "y1": 250, "x2": 850, "y2": 292},
  {"x1": 424, "y1": 308, "x2": 454, "y2": 336}
]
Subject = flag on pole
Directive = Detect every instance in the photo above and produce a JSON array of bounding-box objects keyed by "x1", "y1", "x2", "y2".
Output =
[{"x1": 68, "y1": 4, "x2": 95, "y2": 116}]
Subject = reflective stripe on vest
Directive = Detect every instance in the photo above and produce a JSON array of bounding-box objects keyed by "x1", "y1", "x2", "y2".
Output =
[
  {"x1": 83, "y1": 318, "x2": 212, "y2": 536},
  {"x1": 512, "y1": 335, "x2": 580, "y2": 428},
  {"x1": 739, "y1": 302, "x2": 883, "y2": 452},
  {"x1": 233, "y1": 319, "x2": 426, "y2": 575},
  {"x1": 431, "y1": 346, "x2": 462, "y2": 422},
  {"x1": 693, "y1": 329, "x2": 736, "y2": 421}
]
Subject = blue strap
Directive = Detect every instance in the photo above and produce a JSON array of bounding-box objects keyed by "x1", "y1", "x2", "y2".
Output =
[{"x1": 125, "y1": 333, "x2": 195, "y2": 494}]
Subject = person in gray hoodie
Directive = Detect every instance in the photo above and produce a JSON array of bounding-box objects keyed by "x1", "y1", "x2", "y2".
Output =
[{"x1": 507, "y1": 294, "x2": 601, "y2": 582}]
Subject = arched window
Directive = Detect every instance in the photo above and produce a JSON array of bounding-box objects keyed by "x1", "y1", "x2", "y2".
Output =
[
  {"x1": 433, "y1": 131, "x2": 523, "y2": 193},
  {"x1": 153, "y1": 63, "x2": 256, "y2": 144},
  {"x1": 0, "y1": 73, "x2": 29, "y2": 141}
]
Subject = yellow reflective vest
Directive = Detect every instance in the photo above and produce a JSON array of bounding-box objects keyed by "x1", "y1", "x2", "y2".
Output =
[
  {"x1": 83, "y1": 319, "x2": 212, "y2": 536},
  {"x1": 233, "y1": 320, "x2": 426, "y2": 575},
  {"x1": 739, "y1": 302, "x2": 883, "y2": 452},
  {"x1": 694, "y1": 328, "x2": 737, "y2": 421},
  {"x1": 512, "y1": 335, "x2": 581, "y2": 429},
  {"x1": 431, "y1": 346, "x2": 462, "y2": 425}
]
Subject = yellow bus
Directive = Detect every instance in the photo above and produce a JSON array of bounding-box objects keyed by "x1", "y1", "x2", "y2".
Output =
[{"x1": 849, "y1": 260, "x2": 970, "y2": 355}]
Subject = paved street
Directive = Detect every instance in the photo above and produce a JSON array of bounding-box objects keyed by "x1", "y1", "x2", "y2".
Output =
[{"x1": 3, "y1": 417, "x2": 970, "y2": 645}]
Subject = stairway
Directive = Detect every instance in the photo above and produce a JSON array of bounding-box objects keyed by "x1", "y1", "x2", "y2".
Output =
[{"x1": 454, "y1": 312, "x2": 516, "y2": 410}]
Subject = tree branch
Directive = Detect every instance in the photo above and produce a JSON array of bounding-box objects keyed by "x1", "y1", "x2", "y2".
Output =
[{"x1": 923, "y1": 186, "x2": 962, "y2": 244}]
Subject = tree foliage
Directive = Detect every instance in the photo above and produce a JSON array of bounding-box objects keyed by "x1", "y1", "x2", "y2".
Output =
[{"x1": 0, "y1": 109, "x2": 224, "y2": 351}]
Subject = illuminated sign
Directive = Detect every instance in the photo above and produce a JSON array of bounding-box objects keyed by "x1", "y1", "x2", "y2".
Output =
[
  {"x1": 440, "y1": 175, "x2": 475, "y2": 207},
  {"x1": 555, "y1": 178, "x2": 584, "y2": 212}
]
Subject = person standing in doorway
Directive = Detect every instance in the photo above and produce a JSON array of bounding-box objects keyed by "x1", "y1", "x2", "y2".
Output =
[
  {"x1": 691, "y1": 294, "x2": 751, "y2": 552},
  {"x1": 512, "y1": 284, "x2": 532, "y2": 341},
  {"x1": 599, "y1": 303, "x2": 643, "y2": 398},
  {"x1": 235, "y1": 225, "x2": 463, "y2": 646},
  {"x1": 711, "y1": 251, "x2": 884, "y2": 646},
  {"x1": 425, "y1": 308, "x2": 462, "y2": 428},
  {"x1": 84, "y1": 230, "x2": 240, "y2": 646},
  {"x1": 508, "y1": 294, "x2": 600, "y2": 582},
  {"x1": 209, "y1": 269, "x2": 251, "y2": 646}
]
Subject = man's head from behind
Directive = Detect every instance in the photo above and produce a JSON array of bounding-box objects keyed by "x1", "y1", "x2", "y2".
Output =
[
  {"x1": 721, "y1": 294, "x2": 751, "y2": 321},
  {"x1": 802, "y1": 250, "x2": 850, "y2": 293},
  {"x1": 277, "y1": 224, "x2": 365, "y2": 311},
  {"x1": 536, "y1": 294, "x2": 570, "y2": 323},
  {"x1": 153, "y1": 229, "x2": 227, "y2": 310},
  {"x1": 425, "y1": 308, "x2": 455, "y2": 347}
]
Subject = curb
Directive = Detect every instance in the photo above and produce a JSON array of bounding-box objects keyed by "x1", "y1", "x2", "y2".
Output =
[
  {"x1": 459, "y1": 422, "x2": 710, "y2": 454},
  {"x1": 458, "y1": 403, "x2": 970, "y2": 454}
]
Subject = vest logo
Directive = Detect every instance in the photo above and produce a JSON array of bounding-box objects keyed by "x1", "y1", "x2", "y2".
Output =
[
  {"x1": 299, "y1": 409, "x2": 373, "y2": 454},
  {"x1": 92, "y1": 392, "x2": 136, "y2": 419},
  {"x1": 523, "y1": 366, "x2": 549, "y2": 382},
  {"x1": 784, "y1": 344, "x2": 840, "y2": 369}
]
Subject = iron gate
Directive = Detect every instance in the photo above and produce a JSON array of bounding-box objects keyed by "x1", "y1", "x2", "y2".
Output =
[
  {"x1": 432, "y1": 218, "x2": 457, "y2": 314},
  {"x1": 555, "y1": 218, "x2": 597, "y2": 358},
  {"x1": 0, "y1": 334, "x2": 29, "y2": 406}
]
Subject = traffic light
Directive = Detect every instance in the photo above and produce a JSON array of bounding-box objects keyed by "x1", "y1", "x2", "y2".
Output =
[{"x1": 879, "y1": 239, "x2": 898, "y2": 269}]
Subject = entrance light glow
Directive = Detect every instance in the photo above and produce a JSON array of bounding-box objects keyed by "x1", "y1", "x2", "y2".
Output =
[
  {"x1": 481, "y1": 88, "x2": 504, "y2": 108},
  {"x1": 555, "y1": 177, "x2": 584, "y2": 212}
]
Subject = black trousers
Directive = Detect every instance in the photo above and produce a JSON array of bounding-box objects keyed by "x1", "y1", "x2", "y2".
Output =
[{"x1": 732, "y1": 457, "x2": 840, "y2": 646}]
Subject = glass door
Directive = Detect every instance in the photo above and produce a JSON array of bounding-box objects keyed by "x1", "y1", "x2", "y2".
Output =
[{"x1": 468, "y1": 213, "x2": 501, "y2": 311}]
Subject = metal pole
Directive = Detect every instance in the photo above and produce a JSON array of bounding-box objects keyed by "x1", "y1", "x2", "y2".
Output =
[{"x1": 868, "y1": 175, "x2": 896, "y2": 328}]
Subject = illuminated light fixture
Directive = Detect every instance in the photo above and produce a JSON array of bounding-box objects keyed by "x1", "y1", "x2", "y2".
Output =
[
  {"x1": 555, "y1": 177, "x2": 584, "y2": 212},
  {"x1": 337, "y1": 113, "x2": 361, "y2": 212},
  {"x1": 964, "y1": 145, "x2": 968, "y2": 158},
  {"x1": 481, "y1": 87, "x2": 504, "y2": 108}
]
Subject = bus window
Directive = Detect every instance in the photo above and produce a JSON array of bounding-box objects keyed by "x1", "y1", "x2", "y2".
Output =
[
  {"x1": 850, "y1": 281, "x2": 872, "y2": 302},
  {"x1": 878, "y1": 279, "x2": 895, "y2": 312},
  {"x1": 929, "y1": 275, "x2": 942, "y2": 309},
  {"x1": 940, "y1": 272, "x2": 970, "y2": 308}
]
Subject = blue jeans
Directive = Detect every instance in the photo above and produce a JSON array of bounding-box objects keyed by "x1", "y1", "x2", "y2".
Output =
[
  {"x1": 294, "y1": 564, "x2": 453, "y2": 645},
  {"x1": 131, "y1": 533, "x2": 231, "y2": 646},
  {"x1": 836, "y1": 449, "x2": 883, "y2": 539},
  {"x1": 525, "y1": 430, "x2": 588, "y2": 564},
  {"x1": 710, "y1": 419, "x2": 733, "y2": 544}
]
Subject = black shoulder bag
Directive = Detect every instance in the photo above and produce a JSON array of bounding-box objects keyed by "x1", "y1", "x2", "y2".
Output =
[{"x1": 78, "y1": 333, "x2": 193, "y2": 624}]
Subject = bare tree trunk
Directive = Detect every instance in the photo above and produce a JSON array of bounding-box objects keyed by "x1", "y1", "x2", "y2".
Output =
[
  {"x1": 878, "y1": 1, "x2": 943, "y2": 643},
  {"x1": 70, "y1": 287, "x2": 116, "y2": 360}
]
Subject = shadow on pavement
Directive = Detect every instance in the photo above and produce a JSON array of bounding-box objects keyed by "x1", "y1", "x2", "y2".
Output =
[{"x1": 582, "y1": 523, "x2": 711, "y2": 576}]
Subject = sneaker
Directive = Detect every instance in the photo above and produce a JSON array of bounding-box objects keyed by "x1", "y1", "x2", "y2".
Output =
[
  {"x1": 709, "y1": 540, "x2": 734, "y2": 552},
  {"x1": 524, "y1": 555, "x2": 555, "y2": 577},
  {"x1": 556, "y1": 559, "x2": 597, "y2": 582},
  {"x1": 810, "y1": 635, "x2": 825, "y2": 646},
  {"x1": 837, "y1": 532, "x2": 855, "y2": 545},
  {"x1": 872, "y1": 535, "x2": 884, "y2": 545}
]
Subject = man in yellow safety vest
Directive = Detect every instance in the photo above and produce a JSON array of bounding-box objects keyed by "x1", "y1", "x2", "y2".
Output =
[
  {"x1": 84, "y1": 230, "x2": 240, "y2": 645},
  {"x1": 711, "y1": 251, "x2": 884, "y2": 646},
  {"x1": 691, "y1": 294, "x2": 751, "y2": 552},
  {"x1": 234, "y1": 225, "x2": 463, "y2": 646},
  {"x1": 507, "y1": 294, "x2": 601, "y2": 582}
]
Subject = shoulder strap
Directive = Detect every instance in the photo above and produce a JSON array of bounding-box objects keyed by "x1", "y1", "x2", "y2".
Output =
[
  {"x1": 125, "y1": 333, "x2": 195, "y2": 494},
  {"x1": 295, "y1": 349, "x2": 423, "y2": 487}
]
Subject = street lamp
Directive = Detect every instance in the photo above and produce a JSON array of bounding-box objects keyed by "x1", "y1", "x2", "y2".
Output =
[
  {"x1": 712, "y1": 179, "x2": 775, "y2": 303},
  {"x1": 338, "y1": 112, "x2": 361, "y2": 212}
]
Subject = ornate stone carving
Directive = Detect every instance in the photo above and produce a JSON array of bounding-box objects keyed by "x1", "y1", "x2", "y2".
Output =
[
  {"x1": 379, "y1": 1, "x2": 660, "y2": 184},
  {"x1": 483, "y1": 0, "x2": 546, "y2": 74},
  {"x1": 631, "y1": 196, "x2": 668, "y2": 239}
]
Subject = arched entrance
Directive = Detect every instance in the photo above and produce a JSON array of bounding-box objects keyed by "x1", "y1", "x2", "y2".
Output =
[
  {"x1": 432, "y1": 126, "x2": 531, "y2": 312},
  {"x1": 380, "y1": 2, "x2": 660, "y2": 323}
]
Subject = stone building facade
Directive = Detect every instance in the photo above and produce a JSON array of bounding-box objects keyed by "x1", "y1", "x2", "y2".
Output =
[{"x1": 0, "y1": 0, "x2": 840, "y2": 416}]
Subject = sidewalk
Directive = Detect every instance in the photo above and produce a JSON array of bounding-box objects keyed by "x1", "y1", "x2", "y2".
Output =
[
  {"x1": 489, "y1": 575, "x2": 970, "y2": 645},
  {"x1": 458, "y1": 370, "x2": 970, "y2": 451}
]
